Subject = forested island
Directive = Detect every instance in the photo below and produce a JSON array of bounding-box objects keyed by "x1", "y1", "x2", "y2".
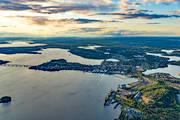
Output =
[{"x1": 29, "y1": 59, "x2": 95, "y2": 72}]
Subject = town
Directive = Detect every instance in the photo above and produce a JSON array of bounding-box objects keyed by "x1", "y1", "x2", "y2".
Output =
[{"x1": 29, "y1": 51, "x2": 169, "y2": 77}]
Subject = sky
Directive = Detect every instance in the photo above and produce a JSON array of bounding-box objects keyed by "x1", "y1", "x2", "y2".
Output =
[{"x1": 0, "y1": 0, "x2": 180, "y2": 37}]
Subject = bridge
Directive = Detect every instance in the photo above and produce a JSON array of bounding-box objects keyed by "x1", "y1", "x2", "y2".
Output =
[{"x1": 0, "y1": 64, "x2": 32, "y2": 68}]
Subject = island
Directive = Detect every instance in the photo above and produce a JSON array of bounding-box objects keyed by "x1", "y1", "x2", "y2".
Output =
[{"x1": 29, "y1": 59, "x2": 95, "y2": 72}]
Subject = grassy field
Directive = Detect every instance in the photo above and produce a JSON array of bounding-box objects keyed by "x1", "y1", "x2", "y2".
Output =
[{"x1": 137, "y1": 81, "x2": 180, "y2": 120}]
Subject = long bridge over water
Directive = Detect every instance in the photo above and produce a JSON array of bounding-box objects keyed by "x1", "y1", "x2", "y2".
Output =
[{"x1": 0, "y1": 64, "x2": 32, "y2": 68}]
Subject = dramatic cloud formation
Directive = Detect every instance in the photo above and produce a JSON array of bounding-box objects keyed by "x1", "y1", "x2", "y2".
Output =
[
  {"x1": 0, "y1": 0, "x2": 180, "y2": 36},
  {"x1": 118, "y1": 0, "x2": 141, "y2": 10},
  {"x1": 0, "y1": 0, "x2": 118, "y2": 14},
  {"x1": 7, "y1": 16, "x2": 105, "y2": 25},
  {"x1": 0, "y1": 0, "x2": 32, "y2": 11},
  {"x1": 93, "y1": 11, "x2": 180, "y2": 19}
]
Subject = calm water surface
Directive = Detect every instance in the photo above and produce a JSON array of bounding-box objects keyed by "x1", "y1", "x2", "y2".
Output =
[
  {"x1": 144, "y1": 65, "x2": 180, "y2": 78},
  {"x1": 78, "y1": 45, "x2": 102, "y2": 50},
  {"x1": 0, "y1": 48, "x2": 103, "y2": 65},
  {"x1": 146, "y1": 52, "x2": 180, "y2": 61},
  {"x1": 0, "y1": 41, "x2": 46, "y2": 47},
  {"x1": 0, "y1": 67, "x2": 137, "y2": 120},
  {"x1": 144, "y1": 52, "x2": 180, "y2": 78}
]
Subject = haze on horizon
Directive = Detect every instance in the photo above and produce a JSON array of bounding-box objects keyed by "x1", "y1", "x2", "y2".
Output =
[{"x1": 0, "y1": 0, "x2": 180, "y2": 37}]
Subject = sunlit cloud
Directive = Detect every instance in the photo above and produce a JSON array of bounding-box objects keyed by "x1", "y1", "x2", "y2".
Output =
[
  {"x1": 145, "y1": 22, "x2": 161, "y2": 24},
  {"x1": 118, "y1": 0, "x2": 141, "y2": 10},
  {"x1": 141, "y1": 0, "x2": 179, "y2": 4},
  {"x1": 173, "y1": 10, "x2": 180, "y2": 14},
  {"x1": 92, "y1": 10, "x2": 180, "y2": 19},
  {"x1": 6, "y1": 16, "x2": 110, "y2": 26},
  {"x1": 0, "y1": 0, "x2": 179, "y2": 36}
]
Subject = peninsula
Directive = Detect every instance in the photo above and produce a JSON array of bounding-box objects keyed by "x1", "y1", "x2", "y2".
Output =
[
  {"x1": 104, "y1": 73, "x2": 180, "y2": 120},
  {"x1": 29, "y1": 54, "x2": 169, "y2": 76}
]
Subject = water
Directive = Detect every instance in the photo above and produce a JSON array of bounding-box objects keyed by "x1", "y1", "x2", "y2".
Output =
[
  {"x1": 0, "y1": 48, "x2": 103, "y2": 65},
  {"x1": 161, "y1": 49, "x2": 175, "y2": 54},
  {"x1": 78, "y1": 45, "x2": 119, "y2": 62},
  {"x1": 144, "y1": 52, "x2": 180, "y2": 78},
  {"x1": 78, "y1": 45, "x2": 102, "y2": 50},
  {"x1": 162, "y1": 49, "x2": 180, "y2": 54},
  {"x1": 146, "y1": 52, "x2": 180, "y2": 61},
  {"x1": 106, "y1": 59, "x2": 119, "y2": 62},
  {"x1": 0, "y1": 41, "x2": 46, "y2": 47},
  {"x1": 0, "y1": 41, "x2": 137, "y2": 120},
  {"x1": 143, "y1": 65, "x2": 180, "y2": 78},
  {"x1": 0, "y1": 67, "x2": 137, "y2": 120}
]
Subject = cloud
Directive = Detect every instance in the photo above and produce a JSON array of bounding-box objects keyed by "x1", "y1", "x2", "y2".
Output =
[
  {"x1": 101, "y1": 29, "x2": 176, "y2": 36},
  {"x1": 73, "y1": 19, "x2": 103, "y2": 23},
  {"x1": 0, "y1": 0, "x2": 179, "y2": 14},
  {"x1": 36, "y1": 4, "x2": 96, "y2": 14},
  {"x1": 36, "y1": 4, "x2": 118, "y2": 14},
  {"x1": 142, "y1": 0, "x2": 179, "y2": 4},
  {"x1": 102, "y1": 30, "x2": 143, "y2": 36},
  {"x1": 92, "y1": 10, "x2": 180, "y2": 19},
  {"x1": 13, "y1": 0, "x2": 50, "y2": 2},
  {"x1": 117, "y1": 0, "x2": 179, "y2": 11},
  {"x1": 7, "y1": 16, "x2": 105, "y2": 25},
  {"x1": 0, "y1": 0, "x2": 32, "y2": 11},
  {"x1": 0, "y1": 0, "x2": 179, "y2": 37},
  {"x1": 0, "y1": 26, "x2": 8, "y2": 27},
  {"x1": 172, "y1": 10, "x2": 180, "y2": 14},
  {"x1": 67, "y1": 27, "x2": 176, "y2": 36},
  {"x1": 0, "y1": 0, "x2": 118, "y2": 14},
  {"x1": 77, "y1": 28, "x2": 104, "y2": 32},
  {"x1": 146, "y1": 22, "x2": 161, "y2": 24},
  {"x1": 66, "y1": 27, "x2": 105, "y2": 36},
  {"x1": 118, "y1": 0, "x2": 141, "y2": 10},
  {"x1": 0, "y1": 32, "x2": 33, "y2": 37}
]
